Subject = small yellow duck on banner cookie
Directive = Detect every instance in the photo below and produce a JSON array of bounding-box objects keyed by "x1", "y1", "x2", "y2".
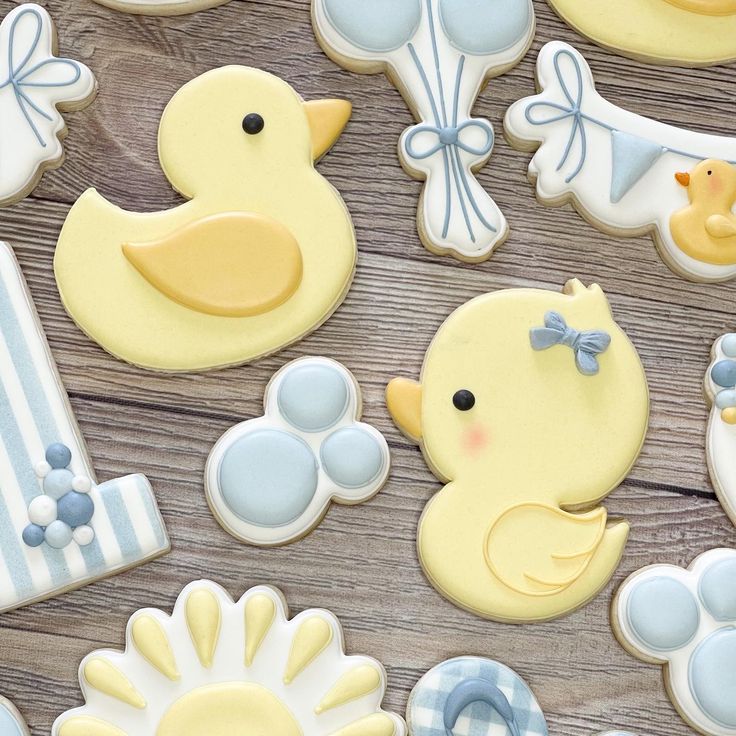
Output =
[
  {"x1": 54, "y1": 67, "x2": 354, "y2": 372},
  {"x1": 387, "y1": 280, "x2": 649, "y2": 623}
]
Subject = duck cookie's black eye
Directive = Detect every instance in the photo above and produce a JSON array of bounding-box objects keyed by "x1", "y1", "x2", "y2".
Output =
[
  {"x1": 452, "y1": 390, "x2": 475, "y2": 411},
  {"x1": 708, "y1": 170, "x2": 713, "y2": 176},
  {"x1": 242, "y1": 113, "x2": 265, "y2": 135}
]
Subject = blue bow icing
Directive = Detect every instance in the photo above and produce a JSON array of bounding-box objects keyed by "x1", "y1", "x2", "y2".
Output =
[
  {"x1": 0, "y1": 7, "x2": 84, "y2": 148},
  {"x1": 443, "y1": 678, "x2": 520, "y2": 736},
  {"x1": 530, "y1": 311, "x2": 611, "y2": 376},
  {"x1": 405, "y1": 118, "x2": 494, "y2": 161}
]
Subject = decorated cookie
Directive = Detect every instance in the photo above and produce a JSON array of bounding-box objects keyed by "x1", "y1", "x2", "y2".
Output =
[
  {"x1": 205, "y1": 357, "x2": 390, "y2": 546},
  {"x1": 0, "y1": 242, "x2": 168, "y2": 613},
  {"x1": 91, "y1": 0, "x2": 229, "y2": 15},
  {"x1": 612, "y1": 549, "x2": 736, "y2": 736},
  {"x1": 0, "y1": 4, "x2": 96, "y2": 207},
  {"x1": 386, "y1": 279, "x2": 649, "y2": 623},
  {"x1": 704, "y1": 334, "x2": 736, "y2": 527},
  {"x1": 504, "y1": 42, "x2": 736, "y2": 282},
  {"x1": 546, "y1": 0, "x2": 736, "y2": 67},
  {"x1": 0, "y1": 697, "x2": 29, "y2": 736},
  {"x1": 312, "y1": 0, "x2": 535, "y2": 262},
  {"x1": 54, "y1": 67, "x2": 355, "y2": 372},
  {"x1": 53, "y1": 581, "x2": 406, "y2": 736}
]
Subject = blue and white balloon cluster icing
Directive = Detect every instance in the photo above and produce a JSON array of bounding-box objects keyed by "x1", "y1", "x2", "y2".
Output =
[
  {"x1": 205, "y1": 357, "x2": 390, "y2": 546},
  {"x1": 710, "y1": 334, "x2": 736, "y2": 421},
  {"x1": 23, "y1": 442, "x2": 95, "y2": 549}
]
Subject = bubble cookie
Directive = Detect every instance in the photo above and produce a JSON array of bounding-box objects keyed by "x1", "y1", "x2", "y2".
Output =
[
  {"x1": 54, "y1": 67, "x2": 354, "y2": 372},
  {"x1": 546, "y1": 0, "x2": 736, "y2": 67},
  {"x1": 0, "y1": 697, "x2": 29, "y2": 736},
  {"x1": 312, "y1": 0, "x2": 535, "y2": 262},
  {"x1": 91, "y1": 0, "x2": 229, "y2": 15},
  {"x1": 0, "y1": 4, "x2": 97, "y2": 207},
  {"x1": 704, "y1": 334, "x2": 736, "y2": 527},
  {"x1": 205, "y1": 357, "x2": 390, "y2": 546},
  {"x1": 407, "y1": 657, "x2": 636, "y2": 736},
  {"x1": 505, "y1": 43, "x2": 736, "y2": 282},
  {"x1": 0, "y1": 242, "x2": 168, "y2": 613},
  {"x1": 53, "y1": 581, "x2": 406, "y2": 736},
  {"x1": 387, "y1": 280, "x2": 649, "y2": 623},
  {"x1": 612, "y1": 549, "x2": 736, "y2": 736}
]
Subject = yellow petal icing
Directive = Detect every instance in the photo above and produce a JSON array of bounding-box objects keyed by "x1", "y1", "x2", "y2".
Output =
[
  {"x1": 83, "y1": 659, "x2": 146, "y2": 709},
  {"x1": 131, "y1": 615, "x2": 179, "y2": 681},
  {"x1": 316, "y1": 664, "x2": 382, "y2": 714},
  {"x1": 283, "y1": 616, "x2": 333, "y2": 684},
  {"x1": 328, "y1": 713, "x2": 397, "y2": 736},
  {"x1": 59, "y1": 717, "x2": 128, "y2": 736},
  {"x1": 186, "y1": 588, "x2": 221, "y2": 668},
  {"x1": 244, "y1": 593, "x2": 276, "y2": 666}
]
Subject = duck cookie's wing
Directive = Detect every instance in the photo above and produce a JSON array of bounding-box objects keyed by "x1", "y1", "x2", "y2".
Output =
[
  {"x1": 706, "y1": 214, "x2": 736, "y2": 239},
  {"x1": 485, "y1": 504, "x2": 607, "y2": 596}
]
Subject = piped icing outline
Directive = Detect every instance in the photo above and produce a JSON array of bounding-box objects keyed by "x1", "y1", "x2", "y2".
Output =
[
  {"x1": 90, "y1": 0, "x2": 229, "y2": 14},
  {"x1": 0, "y1": 697, "x2": 30, "y2": 736}
]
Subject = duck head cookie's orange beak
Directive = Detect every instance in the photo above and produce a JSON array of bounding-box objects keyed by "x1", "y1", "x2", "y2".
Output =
[
  {"x1": 386, "y1": 378, "x2": 423, "y2": 442},
  {"x1": 303, "y1": 99, "x2": 352, "y2": 161},
  {"x1": 675, "y1": 171, "x2": 691, "y2": 187}
]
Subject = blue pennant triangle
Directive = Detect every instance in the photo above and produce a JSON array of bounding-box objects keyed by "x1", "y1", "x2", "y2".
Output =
[{"x1": 610, "y1": 130, "x2": 665, "y2": 203}]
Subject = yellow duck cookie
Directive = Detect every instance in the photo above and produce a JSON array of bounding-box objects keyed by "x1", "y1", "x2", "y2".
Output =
[
  {"x1": 54, "y1": 67, "x2": 354, "y2": 372},
  {"x1": 671, "y1": 159, "x2": 736, "y2": 265},
  {"x1": 387, "y1": 280, "x2": 649, "y2": 623}
]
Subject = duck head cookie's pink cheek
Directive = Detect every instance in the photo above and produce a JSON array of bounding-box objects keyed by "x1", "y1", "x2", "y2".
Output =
[
  {"x1": 52, "y1": 582, "x2": 407, "y2": 736},
  {"x1": 312, "y1": 0, "x2": 535, "y2": 262},
  {"x1": 387, "y1": 279, "x2": 649, "y2": 623}
]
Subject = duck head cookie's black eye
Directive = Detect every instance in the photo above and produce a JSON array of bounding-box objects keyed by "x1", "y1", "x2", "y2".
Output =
[
  {"x1": 452, "y1": 390, "x2": 475, "y2": 411},
  {"x1": 242, "y1": 113, "x2": 265, "y2": 135}
]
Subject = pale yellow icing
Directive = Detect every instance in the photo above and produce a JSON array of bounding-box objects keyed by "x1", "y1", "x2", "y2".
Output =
[
  {"x1": 316, "y1": 664, "x2": 382, "y2": 714},
  {"x1": 328, "y1": 713, "x2": 397, "y2": 736},
  {"x1": 59, "y1": 717, "x2": 127, "y2": 736},
  {"x1": 664, "y1": 0, "x2": 736, "y2": 13},
  {"x1": 244, "y1": 593, "x2": 276, "y2": 666},
  {"x1": 284, "y1": 616, "x2": 333, "y2": 684},
  {"x1": 131, "y1": 615, "x2": 179, "y2": 681},
  {"x1": 83, "y1": 658, "x2": 146, "y2": 709},
  {"x1": 387, "y1": 280, "x2": 649, "y2": 622},
  {"x1": 185, "y1": 588, "x2": 221, "y2": 668}
]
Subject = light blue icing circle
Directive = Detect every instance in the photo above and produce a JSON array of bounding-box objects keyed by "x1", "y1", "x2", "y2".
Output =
[
  {"x1": 277, "y1": 362, "x2": 350, "y2": 433},
  {"x1": 45, "y1": 520, "x2": 73, "y2": 549},
  {"x1": 321, "y1": 427, "x2": 385, "y2": 489},
  {"x1": 699, "y1": 559, "x2": 736, "y2": 621},
  {"x1": 0, "y1": 703, "x2": 23, "y2": 736},
  {"x1": 45, "y1": 442, "x2": 71, "y2": 469},
  {"x1": 715, "y1": 389, "x2": 736, "y2": 410},
  {"x1": 323, "y1": 0, "x2": 422, "y2": 52},
  {"x1": 439, "y1": 0, "x2": 531, "y2": 55},
  {"x1": 689, "y1": 628, "x2": 736, "y2": 728},
  {"x1": 43, "y1": 468, "x2": 74, "y2": 500},
  {"x1": 722, "y1": 334, "x2": 736, "y2": 359},
  {"x1": 218, "y1": 429, "x2": 318, "y2": 527},
  {"x1": 712, "y1": 360, "x2": 736, "y2": 389},
  {"x1": 627, "y1": 577, "x2": 700, "y2": 651}
]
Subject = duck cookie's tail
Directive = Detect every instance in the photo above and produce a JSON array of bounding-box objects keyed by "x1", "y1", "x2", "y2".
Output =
[{"x1": 444, "y1": 678, "x2": 520, "y2": 736}]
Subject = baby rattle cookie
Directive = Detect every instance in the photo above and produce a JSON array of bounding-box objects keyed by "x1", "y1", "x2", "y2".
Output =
[
  {"x1": 505, "y1": 42, "x2": 736, "y2": 283},
  {"x1": 704, "y1": 334, "x2": 736, "y2": 527},
  {"x1": 546, "y1": 0, "x2": 736, "y2": 67},
  {"x1": 0, "y1": 697, "x2": 29, "y2": 736},
  {"x1": 0, "y1": 242, "x2": 168, "y2": 614},
  {"x1": 54, "y1": 66, "x2": 354, "y2": 372},
  {"x1": 0, "y1": 4, "x2": 96, "y2": 207},
  {"x1": 205, "y1": 357, "x2": 390, "y2": 546},
  {"x1": 312, "y1": 0, "x2": 535, "y2": 262},
  {"x1": 90, "y1": 0, "x2": 229, "y2": 15},
  {"x1": 53, "y1": 580, "x2": 406, "y2": 736},
  {"x1": 612, "y1": 548, "x2": 736, "y2": 736},
  {"x1": 386, "y1": 279, "x2": 649, "y2": 623}
]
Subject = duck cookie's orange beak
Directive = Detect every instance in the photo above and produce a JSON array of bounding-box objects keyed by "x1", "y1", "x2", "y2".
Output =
[
  {"x1": 386, "y1": 378, "x2": 423, "y2": 442},
  {"x1": 303, "y1": 99, "x2": 352, "y2": 161},
  {"x1": 675, "y1": 171, "x2": 691, "y2": 187}
]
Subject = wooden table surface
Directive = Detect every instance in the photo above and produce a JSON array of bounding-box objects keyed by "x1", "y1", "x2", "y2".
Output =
[{"x1": 0, "y1": 1, "x2": 735, "y2": 734}]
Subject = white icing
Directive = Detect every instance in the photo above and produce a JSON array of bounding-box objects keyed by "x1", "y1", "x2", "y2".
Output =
[
  {"x1": 504, "y1": 42, "x2": 736, "y2": 282},
  {"x1": 0, "y1": 4, "x2": 96, "y2": 205},
  {"x1": 313, "y1": 0, "x2": 535, "y2": 260}
]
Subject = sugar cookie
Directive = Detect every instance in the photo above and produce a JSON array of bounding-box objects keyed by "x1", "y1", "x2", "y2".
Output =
[
  {"x1": 206, "y1": 357, "x2": 390, "y2": 546},
  {"x1": 0, "y1": 4, "x2": 96, "y2": 207},
  {"x1": 505, "y1": 42, "x2": 736, "y2": 282},
  {"x1": 91, "y1": 0, "x2": 228, "y2": 15},
  {"x1": 0, "y1": 242, "x2": 168, "y2": 613},
  {"x1": 386, "y1": 279, "x2": 649, "y2": 623},
  {"x1": 53, "y1": 581, "x2": 406, "y2": 736},
  {"x1": 547, "y1": 0, "x2": 736, "y2": 67},
  {"x1": 0, "y1": 697, "x2": 29, "y2": 736},
  {"x1": 312, "y1": 0, "x2": 535, "y2": 262},
  {"x1": 612, "y1": 548, "x2": 736, "y2": 736},
  {"x1": 54, "y1": 67, "x2": 355, "y2": 372}
]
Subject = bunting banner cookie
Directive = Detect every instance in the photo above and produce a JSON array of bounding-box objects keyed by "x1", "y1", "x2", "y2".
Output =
[
  {"x1": 504, "y1": 42, "x2": 736, "y2": 283},
  {"x1": 312, "y1": 0, "x2": 535, "y2": 262},
  {"x1": 0, "y1": 242, "x2": 169, "y2": 613}
]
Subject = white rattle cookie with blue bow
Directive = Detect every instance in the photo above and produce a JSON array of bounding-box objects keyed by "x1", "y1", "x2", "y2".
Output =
[
  {"x1": 613, "y1": 549, "x2": 736, "y2": 736},
  {"x1": 205, "y1": 357, "x2": 390, "y2": 546},
  {"x1": 0, "y1": 4, "x2": 96, "y2": 207},
  {"x1": 312, "y1": 0, "x2": 535, "y2": 263}
]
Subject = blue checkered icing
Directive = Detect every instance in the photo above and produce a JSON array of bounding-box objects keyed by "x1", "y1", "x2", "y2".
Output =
[{"x1": 408, "y1": 657, "x2": 548, "y2": 736}]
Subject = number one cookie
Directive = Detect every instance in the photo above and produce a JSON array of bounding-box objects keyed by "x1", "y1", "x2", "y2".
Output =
[{"x1": 0, "y1": 243, "x2": 169, "y2": 613}]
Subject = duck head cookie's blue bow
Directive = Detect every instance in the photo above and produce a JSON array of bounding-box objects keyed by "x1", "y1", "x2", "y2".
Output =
[{"x1": 530, "y1": 310, "x2": 611, "y2": 376}]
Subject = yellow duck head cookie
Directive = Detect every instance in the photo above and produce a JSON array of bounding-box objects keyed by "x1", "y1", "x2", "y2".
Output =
[
  {"x1": 54, "y1": 67, "x2": 355, "y2": 372},
  {"x1": 387, "y1": 280, "x2": 649, "y2": 623}
]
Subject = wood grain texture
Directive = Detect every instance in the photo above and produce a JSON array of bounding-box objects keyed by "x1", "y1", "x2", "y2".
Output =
[{"x1": 0, "y1": 0, "x2": 734, "y2": 734}]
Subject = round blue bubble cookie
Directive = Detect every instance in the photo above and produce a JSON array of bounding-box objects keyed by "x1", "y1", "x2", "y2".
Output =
[{"x1": 206, "y1": 357, "x2": 390, "y2": 546}]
